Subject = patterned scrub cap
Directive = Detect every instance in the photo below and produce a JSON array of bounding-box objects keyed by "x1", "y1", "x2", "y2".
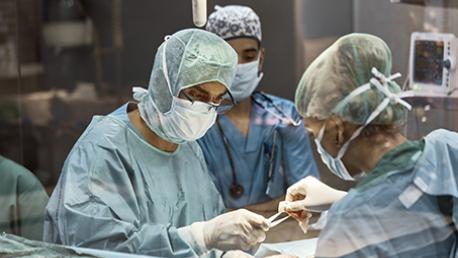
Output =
[{"x1": 206, "y1": 5, "x2": 262, "y2": 43}]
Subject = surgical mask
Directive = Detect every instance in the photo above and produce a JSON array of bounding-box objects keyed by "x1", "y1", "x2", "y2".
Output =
[
  {"x1": 313, "y1": 67, "x2": 413, "y2": 181},
  {"x1": 133, "y1": 88, "x2": 217, "y2": 144},
  {"x1": 231, "y1": 59, "x2": 264, "y2": 102},
  {"x1": 314, "y1": 124, "x2": 355, "y2": 181},
  {"x1": 132, "y1": 36, "x2": 218, "y2": 144},
  {"x1": 156, "y1": 96, "x2": 217, "y2": 142}
]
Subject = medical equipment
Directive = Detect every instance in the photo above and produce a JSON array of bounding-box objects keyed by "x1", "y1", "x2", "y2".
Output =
[
  {"x1": 216, "y1": 92, "x2": 300, "y2": 199},
  {"x1": 216, "y1": 118, "x2": 244, "y2": 199},
  {"x1": 192, "y1": 0, "x2": 207, "y2": 27},
  {"x1": 391, "y1": 0, "x2": 458, "y2": 8},
  {"x1": 304, "y1": 206, "x2": 329, "y2": 214},
  {"x1": 409, "y1": 32, "x2": 458, "y2": 95},
  {"x1": 267, "y1": 212, "x2": 290, "y2": 229}
]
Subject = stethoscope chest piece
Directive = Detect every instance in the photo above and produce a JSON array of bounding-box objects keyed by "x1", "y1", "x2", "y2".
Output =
[{"x1": 230, "y1": 184, "x2": 244, "y2": 199}]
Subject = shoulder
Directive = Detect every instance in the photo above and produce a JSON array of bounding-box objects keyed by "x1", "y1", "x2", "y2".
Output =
[
  {"x1": 413, "y1": 129, "x2": 458, "y2": 196},
  {"x1": 252, "y1": 92, "x2": 300, "y2": 118},
  {"x1": 0, "y1": 156, "x2": 45, "y2": 193},
  {"x1": 63, "y1": 116, "x2": 131, "y2": 175},
  {"x1": 424, "y1": 129, "x2": 458, "y2": 145},
  {"x1": 421, "y1": 129, "x2": 458, "y2": 166},
  {"x1": 253, "y1": 92, "x2": 295, "y2": 108},
  {"x1": 76, "y1": 115, "x2": 130, "y2": 147},
  {"x1": 0, "y1": 156, "x2": 30, "y2": 178}
]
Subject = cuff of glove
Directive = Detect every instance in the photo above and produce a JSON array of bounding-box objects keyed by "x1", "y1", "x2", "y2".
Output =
[{"x1": 177, "y1": 222, "x2": 208, "y2": 256}]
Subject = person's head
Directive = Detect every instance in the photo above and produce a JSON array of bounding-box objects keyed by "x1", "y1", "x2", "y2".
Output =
[
  {"x1": 133, "y1": 29, "x2": 238, "y2": 144},
  {"x1": 295, "y1": 33, "x2": 411, "y2": 180},
  {"x1": 206, "y1": 5, "x2": 264, "y2": 103}
]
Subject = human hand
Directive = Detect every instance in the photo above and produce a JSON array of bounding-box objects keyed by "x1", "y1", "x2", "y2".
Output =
[
  {"x1": 278, "y1": 176, "x2": 346, "y2": 233},
  {"x1": 204, "y1": 209, "x2": 270, "y2": 251}
]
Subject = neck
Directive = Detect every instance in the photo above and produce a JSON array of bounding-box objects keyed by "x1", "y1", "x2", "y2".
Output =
[
  {"x1": 345, "y1": 133, "x2": 407, "y2": 173},
  {"x1": 226, "y1": 97, "x2": 252, "y2": 117},
  {"x1": 224, "y1": 97, "x2": 253, "y2": 136},
  {"x1": 128, "y1": 109, "x2": 178, "y2": 152}
]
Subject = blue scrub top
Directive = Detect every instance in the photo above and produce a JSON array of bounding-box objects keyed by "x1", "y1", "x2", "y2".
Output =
[
  {"x1": 198, "y1": 92, "x2": 319, "y2": 208},
  {"x1": 315, "y1": 129, "x2": 458, "y2": 258}
]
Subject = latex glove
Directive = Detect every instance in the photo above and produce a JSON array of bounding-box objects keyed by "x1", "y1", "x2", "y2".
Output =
[
  {"x1": 222, "y1": 250, "x2": 255, "y2": 258},
  {"x1": 278, "y1": 176, "x2": 346, "y2": 233},
  {"x1": 204, "y1": 209, "x2": 269, "y2": 251},
  {"x1": 178, "y1": 209, "x2": 269, "y2": 253}
]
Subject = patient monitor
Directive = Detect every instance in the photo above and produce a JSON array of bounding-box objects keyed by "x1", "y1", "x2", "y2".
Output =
[{"x1": 409, "y1": 32, "x2": 458, "y2": 95}]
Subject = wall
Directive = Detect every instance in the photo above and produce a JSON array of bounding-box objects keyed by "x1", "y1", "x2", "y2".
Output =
[
  {"x1": 353, "y1": 0, "x2": 458, "y2": 137},
  {"x1": 354, "y1": 0, "x2": 458, "y2": 84},
  {"x1": 301, "y1": 0, "x2": 353, "y2": 39},
  {"x1": 208, "y1": 0, "x2": 298, "y2": 100},
  {"x1": 353, "y1": 0, "x2": 425, "y2": 81},
  {"x1": 106, "y1": 0, "x2": 299, "y2": 100}
]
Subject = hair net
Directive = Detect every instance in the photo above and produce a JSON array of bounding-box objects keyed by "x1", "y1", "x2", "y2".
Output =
[
  {"x1": 132, "y1": 29, "x2": 237, "y2": 140},
  {"x1": 295, "y1": 33, "x2": 408, "y2": 126},
  {"x1": 206, "y1": 5, "x2": 262, "y2": 43}
]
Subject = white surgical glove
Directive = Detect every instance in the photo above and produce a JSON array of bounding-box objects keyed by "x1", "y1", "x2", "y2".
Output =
[
  {"x1": 278, "y1": 176, "x2": 347, "y2": 233},
  {"x1": 178, "y1": 209, "x2": 269, "y2": 254}
]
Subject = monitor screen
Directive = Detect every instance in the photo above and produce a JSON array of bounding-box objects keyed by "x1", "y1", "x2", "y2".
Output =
[{"x1": 413, "y1": 40, "x2": 444, "y2": 86}]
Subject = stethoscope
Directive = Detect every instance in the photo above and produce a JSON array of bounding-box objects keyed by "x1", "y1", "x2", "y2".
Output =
[
  {"x1": 217, "y1": 91, "x2": 302, "y2": 199},
  {"x1": 251, "y1": 91, "x2": 302, "y2": 127}
]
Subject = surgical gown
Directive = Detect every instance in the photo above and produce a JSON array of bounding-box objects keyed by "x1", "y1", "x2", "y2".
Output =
[
  {"x1": 43, "y1": 104, "x2": 225, "y2": 257},
  {"x1": 198, "y1": 92, "x2": 319, "y2": 208},
  {"x1": 0, "y1": 155, "x2": 49, "y2": 240},
  {"x1": 315, "y1": 129, "x2": 458, "y2": 258}
]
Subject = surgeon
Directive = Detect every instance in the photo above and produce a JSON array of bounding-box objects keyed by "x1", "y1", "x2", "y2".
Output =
[
  {"x1": 43, "y1": 29, "x2": 270, "y2": 258},
  {"x1": 279, "y1": 33, "x2": 458, "y2": 257},
  {"x1": 199, "y1": 5, "x2": 319, "y2": 210},
  {"x1": 0, "y1": 155, "x2": 49, "y2": 240}
]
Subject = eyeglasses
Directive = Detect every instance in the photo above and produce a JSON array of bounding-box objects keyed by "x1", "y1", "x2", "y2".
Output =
[{"x1": 180, "y1": 90, "x2": 235, "y2": 113}]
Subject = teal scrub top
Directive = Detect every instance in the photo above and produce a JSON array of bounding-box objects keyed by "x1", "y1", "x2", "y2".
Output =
[{"x1": 44, "y1": 104, "x2": 224, "y2": 257}]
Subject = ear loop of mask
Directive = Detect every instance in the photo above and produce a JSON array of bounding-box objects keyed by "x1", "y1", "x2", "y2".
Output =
[{"x1": 161, "y1": 35, "x2": 173, "y2": 97}]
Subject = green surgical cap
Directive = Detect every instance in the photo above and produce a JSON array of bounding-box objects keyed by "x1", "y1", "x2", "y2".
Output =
[
  {"x1": 132, "y1": 29, "x2": 237, "y2": 143},
  {"x1": 295, "y1": 33, "x2": 407, "y2": 125},
  {"x1": 146, "y1": 28, "x2": 238, "y2": 113}
]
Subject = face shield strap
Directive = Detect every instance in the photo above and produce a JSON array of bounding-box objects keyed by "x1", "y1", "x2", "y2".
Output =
[
  {"x1": 369, "y1": 67, "x2": 412, "y2": 110},
  {"x1": 334, "y1": 67, "x2": 413, "y2": 160}
]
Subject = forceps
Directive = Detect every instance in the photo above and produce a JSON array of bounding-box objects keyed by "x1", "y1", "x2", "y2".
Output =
[
  {"x1": 267, "y1": 212, "x2": 290, "y2": 229},
  {"x1": 267, "y1": 205, "x2": 329, "y2": 229}
]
